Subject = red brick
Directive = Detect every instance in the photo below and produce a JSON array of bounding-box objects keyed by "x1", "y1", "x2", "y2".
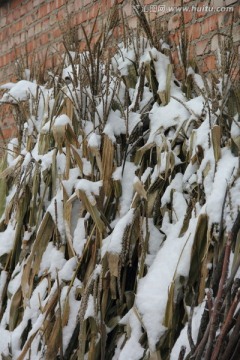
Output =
[
  {"x1": 20, "y1": 33, "x2": 26, "y2": 43},
  {"x1": 33, "y1": 0, "x2": 45, "y2": 7},
  {"x1": 183, "y1": 11, "x2": 193, "y2": 24},
  {"x1": 27, "y1": 26, "x2": 34, "y2": 39},
  {"x1": 187, "y1": 22, "x2": 201, "y2": 40},
  {"x1": 35, "y1": 22, "x2": 42, "y2": 35},
  {"x1": 202, "y1": 15, "x2": 218, "y2": 34},
  {"x1": 40, "y1": 33, "x2": 51, "y2": 46},
  {"x1": 194, "y1": 2, "x2": 208, "y2": 18},
  {"x1": 0, "y1": 16, "x2": 7, "y2": 27},
  {"x1": 203, "y1": 55, "x2": 217, "y2": 71},
  {"x1": 53, "y1": 28, "x2": 62, "y2": 38},
  {"x1": 6, "y1": 12, "x2": 13, "y2": 25},
  {"x1": 57, "y1": 8, "x2": 65, "y2": 21},
  {"x1": 10, "y1": 0, "x2": 20, "y2": 10},
  {"x1": 27, "y1": 41, "x2": 35, "y2": 53},
  {"x1": 25, "y1": 15, "x2": 32, "y2": 26},
  {"x1": 0, "y1": 3, "x2": 9, "y2": 17},
  {"x1": 41, "y1": 19, "x2": 50, "y2": 32},
  {"x1": 38, "y1": 4, "x2": 48, "y2": 19},
  {"x1": 195, "y1": 39, "x2": 210, "y2": 56},
  {"x1": 49, "y1": 14, "x2": 57, "y2": 26},
  {"x1": 55, "y1": 0, "x2": 66, "y2": 8},
  {"x1": 20, "y1": 4, "x2": 27, "y2": 18},
  {"x1": 15, "y1": 21, "x2": 23, "y2": 33},
  {"x1": 88, "y1": 4, "x2": 100, "y2": 20},
  {"x1": 0, "y1": 127, "x2": 17, "y2": 140},
  {"x1": 13, "y1": 9, "x2": 21, "y2": 21}
]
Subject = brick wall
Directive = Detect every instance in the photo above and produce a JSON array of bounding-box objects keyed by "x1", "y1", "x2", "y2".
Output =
[{"x1": 0, "y1": 0, "x2": 239, "y2": 145}]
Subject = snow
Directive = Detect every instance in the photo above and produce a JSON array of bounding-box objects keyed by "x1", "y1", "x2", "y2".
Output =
[
  {"x1": 62, "y1": 168, "x2": 80, "y2": 196},
  {"x1": 145, "y1": 218, "x2": 164, "y2": 267},
  {"x1": 117, "y1": 309, "x2": 144, "y2": 360},
  {"x1": 102, "y1": 209, "x2": 135, "y2": 256},
  {"x1": 0, "y1": 80, "x2": 42, "y2": 103},
  {"x1": 59, "y1": 257, "x2": 77, "y2": 281},
  {"x1": 206, "y1": 149, "x2": 238, "y2": 224},
  {"x1": 82, "y1": 157, "x2": 92, "y2": 176},
  {"x1": 141, "y1": 167, "x2": 152, "y2": 183},
  {"x1": 148, "y1": 97, "x2": 189, "y2": 145},
  {"x1": 54, "y1": 114, "x2": 71, "y2": 127},
  {"x1": 7, "y1": 268, "x2": 22, "y2": 297},
  {"x1": 39, "y1": 242, "x2": 66, "y2": 279},
  {"x1": 136, "y1": 216, "x2": 197, "y2": 351},
  {"x1": 119, "y1": 161, "x2": 137, "y2": 217},
  {"x1": 84, "y1": 294, "x2": 95, "y2": 319},
  {"x1": 0, "y1": 328, "x2": 10, "y2": 356},
  {"x1": 0, "y1": 82, "x2": 15, "y2": 90},
  {"x1": 0, "y1": 222, "x2": 16, "y2": 258},
  {"x1": 76, "y1": 179, "x2": 102, "y2": 205},
  {"x1": 62, "y1": 287, "x2": 80, "y2": 352},
  {"x1": 73, "y1": 218, "x2": 87, "y2": 257},
  {"x1": 88, "y1": 133, "x2": 101, "y2": 148},
  {"x1": 103, "y1": 110, "x2": 126, "y2": 142},
  {"x1": 128, "y1": 112, "x2": 142, "y2": 135},
  {"x1": 161, "y1": 173, "x2": 184, "y2": 206}
]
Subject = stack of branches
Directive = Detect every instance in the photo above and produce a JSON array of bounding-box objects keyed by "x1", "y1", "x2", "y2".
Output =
[{"x1": 0, "y1": 4, "x2": 239, "y2": 360}]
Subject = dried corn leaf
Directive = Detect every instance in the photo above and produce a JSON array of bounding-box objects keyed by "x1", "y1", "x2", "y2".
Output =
[
  {"x1": 108, "y1": 253, "x2": 119, "y2": 277},
  {"x1": 71, "y1": 144, "x2": 83, "y2": 175},
  {"x1": 9, "y1": 286, "x2": 22, "y2": 331},
  {"x1": 102, "y1": 135, "x2": 114, "y2": 196},
  {"x1": 63, "y1": 185, "x2": 76, "y2": 258},
  {"x1": 89, "y1": 146, "x2": 103, "y2": 176},
  {"x1": 52, "y1": 124, "x2": 66, "y2": 153},
  {"x1": 76, "y1": 190, "x2": 105, "y2": 233},
  {"x1": 21, "y1": 212, "x2": 54, "y2": 304},
  {"x1": 45, "y1": 310, "x2": 62, "y2": 360},
  {"x1": 133, "y1": 178, "x2": 147, "y2": 200},
  {"x1": 65, "y1": 123, "x2": 79, "y2": 147},
  {"x1": 186, "y1": 214, "x2": 208, "y2": 304},
  {"x1": 135, "y1": 142, "x2": 154, "y2": 165},
  {"x1": 123, "y1": 63, "x2": 137, "y2": 89},
  {"x1": 211, "y1": 125, "x2": 221, "y2": 162},
  {"x1": 11, "y1": 188, "x2": 31, "y2": 269},
  {"x1": 113, "y1": 179, "x2": 122, "y2": 198},
  {"x1": 145, "y1": 61, "x2": 158, "y2": 99}
]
